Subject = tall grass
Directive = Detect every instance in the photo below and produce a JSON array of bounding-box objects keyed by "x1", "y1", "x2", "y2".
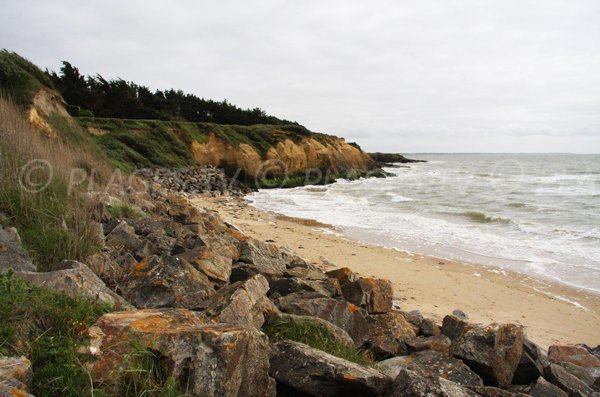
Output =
[{"x1": 0, "y1": 98, "x2": 110, "y2": 270}]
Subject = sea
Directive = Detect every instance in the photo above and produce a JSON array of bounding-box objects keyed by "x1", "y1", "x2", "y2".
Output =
[{"x1": 247, "y1": 154, "x2": 600, "y2": 294}]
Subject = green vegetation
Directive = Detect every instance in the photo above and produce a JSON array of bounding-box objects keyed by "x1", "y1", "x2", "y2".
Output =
[
  {"x1": 0, "y1": 99, "x2": 109, "y2": 270},
  {"x1": 0, "y1": 271, "x2": 111, "y2": 397},
  {"x1": 0, "y1": 50, "x2": 54, "y2": 105},
  {"x1": 107, "y1": 203, "x2": 145, "y2": 220},
  {"x1": 263, "y1": 316, "x2": 375, "y2": 367}
]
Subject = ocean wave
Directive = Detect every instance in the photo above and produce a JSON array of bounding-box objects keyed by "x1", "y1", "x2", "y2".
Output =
[{"x1": 462, "y1": 211, "x2": 512, "y2": 224}]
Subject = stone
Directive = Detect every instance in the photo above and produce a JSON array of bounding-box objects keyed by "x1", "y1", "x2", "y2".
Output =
[
  {"x1": 238, "y1": 239, "x2": 286, "y2": 277},
  {"x1": 230, "y1": 262, "x2": 261, "y2": 283},
  {"x1": 284, "y1": 266, "x2": 328, "y2": 280},
  {"x1": 453, "y1": 309, "x2": 469, "y2": 320},
  {"x1": 325, "y1": 267, "x2": 358, "y2": 286},
  {"x1": 341, "y1": 278, "x2": 393, "y2": 314},
  {"x1": 0, "y1": 356, "x2": 33, "y2": 397},
  {"x1": 91, "y1": 201, "x2": 112, "y2": 223},
  {"x1": 545, "y1": 363, "x2": 594, "y2": 397},
  {"x1": 275, "y1": 313, "x2": 355, "y2": 347},
  {"x1": 88, "y1": 308, "x2": 271, "y2": 397},
  {"x1": 268, "y1": 277, "x2": 340, "y2": 298},
  {"x1": 380, "y1": 350, "x2": 483, "y2": 387},
  {"x1": 176, "y1": 246, "x2": 233, "y2": 283},
  {"x1": 121, "y1": 255, "x2": 215, "y2": 309},
  {"x1": 15, "y1": 260, "x2": 134, "y2": 310},
  {"x1": 529, "y1": 377, "x2": 569, "y2": 397},
  {"x1": 450, "y1": 323, "x2": 524, "y2": 388},
  {"x1": 389, "y1": 368, "x2": 478, "y2": 397},
  {"x1": 421, "y1": 318, "x2": 442, "y2": 337},
  {"x1": 277, "y1": 295, "x2": 369, "y2": 344},
  {"x1": 548, "y1": 345, "x2": 600, "y2": 369},
  {"x1": 198, "y1": 274, "x2": 278, "y2": 329},
  {"x1": 467, "y1": 385, "x2": 529, "y2": 396},
  {"x1": 512, "y1": 338, "x2": 548, "y2": 385},
  {"x1": 364, "y1": 311, "x2": 416, "y2": 359},
  {"x1": 442, "y1": 314, "x2": 472, "y2": 340},
  {"x1": 557, "y1": 362, "x2": 600, "y2": 391},
  {"x1": 406, "y1": 335, "x2": 452, "y2": 353},
  {"x1": 401, "y1": 310, "x2": 424, "y2": 334},
  {"x1": 0, "y1": 226, "x2": 35, "y2": 273},
  {"x1": 105, "y1": 221, "x2": 143, "y2": 252},
  {"x1": 269, "y1": 340, "x2": 392, "y2": 397}
]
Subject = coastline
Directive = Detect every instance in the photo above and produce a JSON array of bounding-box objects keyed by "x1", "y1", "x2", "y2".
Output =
[{"x1": 192, "y1": 194, "x2": 600, "y2": 349}]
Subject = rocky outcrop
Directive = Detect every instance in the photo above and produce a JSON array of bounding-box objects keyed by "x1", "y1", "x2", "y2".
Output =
[
  {"x1": 269, "y1": 340, "x2": 392, "y2": 397},
  {"x1": 88, "y1": 308, "x2": 271, "y2": 397},
  {"x1": 0, "y1": 356, "x2": 34, "y2": 397},
  {"x1": 0, "y1": 225, "x2": 35, "y2": 273},
  {"x1": 136, "y1": 166, "x2": 249, "y2": 195},
  {"x1": 368, "y1": 152, "x2": 426, "y2": 167},
  {"x1": 450, "y1": 323, "x2": 524, "y2": 388},
  {"x1": 15, "y1": 260, "x2": 133, "y2": 310}
]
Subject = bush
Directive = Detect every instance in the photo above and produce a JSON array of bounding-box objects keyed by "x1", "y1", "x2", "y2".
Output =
[
  {"x1": 77, "y1": 109, "x2": 94, "y2": 117},
  {"x1": 263, "y1": 315, "x2": 375, "y2": 367}
]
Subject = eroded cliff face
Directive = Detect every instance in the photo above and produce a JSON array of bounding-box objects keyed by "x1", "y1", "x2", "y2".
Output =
[
  {"x1": 28, "y1": 88, "x2": 73, "y2": 137},
  {"x1": 190, "y1": 133, "x2": 373, "y2": 178}
]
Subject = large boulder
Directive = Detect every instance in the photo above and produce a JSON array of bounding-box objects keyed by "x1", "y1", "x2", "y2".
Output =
[
  {"x1": 442, "y1": 314, "x2": 473, "y2": 340},
  {"x1": 341, "y1": 278, "x2": 393, "y2": 314},
  {"x1": 197, "y1": 274, "x2": 278, "y2": 329},
  {"x1": 545, "y1": 363, "x2": 594, "y2": 397},
  {"x1": 238, "y1": 239, "x2": 286, "y2": 277},
  {"x1": 364, "y1": 310, "x2": 416, "y2": 359},
  {"x1": 388, "y1": 368, "x2": 478, "y2": 397},
  {"x1": 176, "y1": 245, "x2": 233, "y2": 283},
  {"x1": 269, "y1": 276, "x2": 340, "y2": 298},
  {"x1": 121, "y1": 255, "x2": 215, "y2": 309},
  {"x1": 380, "y1": 350, "x2": 483, "y2": 387},
  {"x1": 88, "y1": 308, "x2": 271, "y2": 397},
  {"x1": 529, "y1": 377, "x2": 569, "y2": 397},
  {"x1": 15, "y1": 260, "x2": 133, "y2": 310},
  {"x1": 450, "y1": 323, "x2": 524, "y2": 388},
  {"x1": 105, "y1": 221, "x2": 143, "y2": 252},
  {"x1": 0, "y1": 356, "x2": 33, "y2": 397},
  {"x1": 406, "y1": 335, "x2": 452, "y2": 353},
  {"x1": 548, "y1": 345, "x2": 600, "y2": 369},
  {"x1": 512, "y1": 338, "x2": 548, "y2": 385},
  {"x1": 556, "y1": 362, "x2": 600, "y2": 392},
  {"x1": 269, "y1": 340, "x2": 392, "y2": 397},
  {"x1": 326, "y1": 267, "x2": 358, "y2": 286},
  {"x1": 277, "y1": 295, "x2": 369, "y2": 344},
  {"x1": 0, "y1": 226, "x2": 35, "y2": 272}
]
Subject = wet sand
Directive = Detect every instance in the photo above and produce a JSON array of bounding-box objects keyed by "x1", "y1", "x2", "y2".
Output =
[{"x1": 191, "y1": 194, "x2": 600, "y2": 349}]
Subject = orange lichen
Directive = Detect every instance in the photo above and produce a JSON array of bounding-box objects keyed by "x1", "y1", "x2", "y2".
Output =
[
  {"x1": 342, "y1": 373, "x2": 354, "y2": 380},
  {"x1": 129, "y1": 316, "x2": 171, "y2": 332},
  {"x1": 348, "y1": 303, "x2": 358, "y2": 314},
  {"x1": 133, "y1": 257, "x2": 149, "y2": 277},
  {"x1": 1, "y1": 244, "x2": 7, "y2": 253}
]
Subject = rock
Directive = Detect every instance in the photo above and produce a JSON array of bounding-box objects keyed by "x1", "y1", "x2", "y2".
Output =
[
  {"x1": 0, "y1": 226, "x2": 35, "y2": 272},
  {"x1": 442, "y1": 314, "x2": 472, "y2": 340},
  {"x1": 406, "y1": 335, "x2": 452, "y2": 353},
  {"x1": 548, "y1": 345, "x2": 600, "y2": 369},
  {"x1": 277, "y1": 295, "x2": 369, "y2": 344},
  {"x1": 121, "y1": 255, "x2": 215, "y2": 309},
  {"x1": 450, "y1": 323, "x2": 524, "y2": 388},
  {"x1": 453, "y1": 309, "x2": 469, "y2": 320},
  {"x1": 230, "y1": 262, "x2": 261, "y2": 283},
  {"x1": 389, "y1": 368, "x2": 478, "y2": 397},
  {"x1": 239, "y1": 239, "x2": 286, "y2": 277},
  {"x1": 105, "y1": 221, "x2": 143, "y2": 252},
  {"x1": 529, "y1": 377, "x2": 569, "y2": 397},
  {"x1": 364, "y1": 311, "x2": 416, "y2": 359},
  {"x1": 381, "y1": 350, "x2": 483, "y2": 387},
  {"x1": 269, "y1": 340, "x2": 392, "y2": 397},
  {"x1": 325, "y1": 267, "x2": 358, "y2": 286},
  {"x1": 557, "y1": 362, "x2": 600, "y2": 391},
  {"x1": 401, "y1": 310, "x2": 424, "y2": 334},
  {"x1": 512, "y1": 338, "x2": 549, "y2": 385},
  {"x1": 176, "y1": 246, "x2": 233, "y2": 283},
  {"x1": 198, "y1": 274, "x2": 278, "y2": 329},
  {"x1": 88, "y1": 308, "x2": 271, "y2": 397},
  {"x1": 467, "y1": 385, "x2": 529, "y2": 396},
  {"x1": 91, "y1": 201, "x2": 112, "y2": 223},
  {"x1": 421, "y1": 318, "x2": 442, "y2": 337},
  {"x1": 269, "y1": 277, "x2": 340, "y2": 298},
  {"x1": 341, "y1": 278, "x2": 393, "y2": 314},
  {"x1": 275, "y1": 313, "x2": 355, "y2": 347},
  {"x1": 0, "y1": 356, "x2": 33, "y2": 397},
  {"x1": 545, "y1": 363, "x2": 594, "y2": 397},
  {"x1": 284, "y1": 266, "x2": 328, "y2": 280},
  {"x1": 15, "y1": 260, "x2": 134, "y2": 310}
]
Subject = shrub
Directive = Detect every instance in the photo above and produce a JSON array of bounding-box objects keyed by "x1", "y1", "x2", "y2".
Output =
[{"x1": 263, "y1": 315, "x2": 375, "y2": 367}]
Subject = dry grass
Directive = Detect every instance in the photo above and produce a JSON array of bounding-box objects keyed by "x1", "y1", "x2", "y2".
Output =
[{"x1": 0, "y1": 97, "x2": 111, "y2": 269}]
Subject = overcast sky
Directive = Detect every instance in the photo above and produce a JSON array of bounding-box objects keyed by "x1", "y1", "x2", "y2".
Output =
[{"x1": 2, "y1": 0, "x2": 599, "y2": 153}]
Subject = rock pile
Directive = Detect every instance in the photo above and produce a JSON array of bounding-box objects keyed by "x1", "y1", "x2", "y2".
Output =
[
  {"x1": 2, "y1": 177, "x2": 599, "y2": 397},
  {"x1": 135, "y1": 166, "x2": 251, "y2": 195}
]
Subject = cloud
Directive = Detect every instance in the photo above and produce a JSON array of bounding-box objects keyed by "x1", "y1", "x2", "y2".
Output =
[{"x1": 1, "y1": 0, "x2": 599, "y2": 152}]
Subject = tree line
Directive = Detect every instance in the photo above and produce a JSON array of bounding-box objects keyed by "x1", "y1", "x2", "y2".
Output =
[{"x1": 48, "y1": 61, "x2": 300, "y2": 126}]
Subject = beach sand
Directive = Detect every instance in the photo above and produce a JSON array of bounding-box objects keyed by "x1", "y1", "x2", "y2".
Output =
[{"x1": 191, "y1": 194, "x2": 600, "y2": 349}]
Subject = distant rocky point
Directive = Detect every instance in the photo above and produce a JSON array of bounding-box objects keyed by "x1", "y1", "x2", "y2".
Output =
[{"x1": 369, "y1": 152, "x2": 426, "y2": 167}]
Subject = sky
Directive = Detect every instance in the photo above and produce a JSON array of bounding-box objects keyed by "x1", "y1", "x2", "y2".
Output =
[{"x1": 1, "y1": 0, "x2": 600, "y2": 153}]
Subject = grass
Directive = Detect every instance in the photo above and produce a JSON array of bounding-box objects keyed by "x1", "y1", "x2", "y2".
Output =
[
  {"x1": 107, "y1": 203, "x2": 145, "y2": 220},
  {"x1": 263, "y1": 315, "x2": 375, "y2": 367},
  {"x1": 0, "y1": 50, "x2": 54, "y2": 105},
  {"x1": 0, "y1": 271, "x2": 111, "y2": 397},
  {"x1": 0, "y1": 98, "x2": 111, "y2": 270}
]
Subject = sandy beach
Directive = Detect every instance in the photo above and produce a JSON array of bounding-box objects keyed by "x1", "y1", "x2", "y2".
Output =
[{"x1": 191, "y1": 194, "x2": 600, "y2": 349}]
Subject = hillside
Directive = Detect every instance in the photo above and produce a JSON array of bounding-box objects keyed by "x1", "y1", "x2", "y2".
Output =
[{"x1": 1, "y1": 50, "x2": 379, "y2": 187}]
